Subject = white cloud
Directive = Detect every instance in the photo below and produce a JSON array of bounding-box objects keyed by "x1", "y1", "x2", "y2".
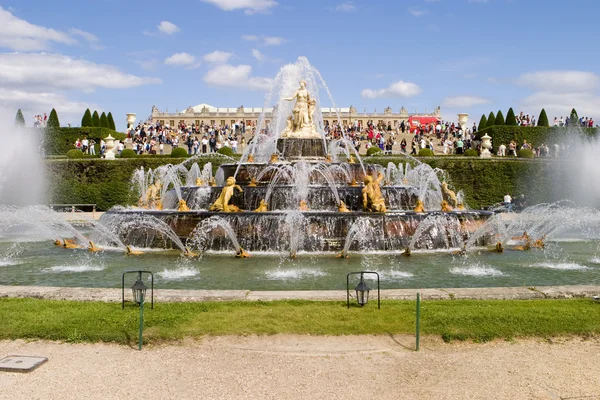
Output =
[
  {"x1": 200, "y1": 0, "x2": 278, "y2": 14},
  {"x1": 157, "y1": 21, "x2": 180, "y2": 35},
  {"x1": 517, "y1": 70, "x2": 599, "y2": 93},
  {"x1": 68, "y1": 28, "x2": 103, "y2": 50},
  {"x1": 336, "y1": 2, "x2": 357, "y2": 12},
  {"x1": 241, "y1": 34, "x2": 285, "y2": 46},
  {"x1": 520, "y1": 92, "x2": 600, "y2": 120},
  {"x1": 361, "y1": 81, "x2": 421, "y2": 99},
  {"x1": 165, "y1": 52, "x2": 197, "y2": 66},
  {"x1": 203, "y1": 64, "x2": 272, "y2": 91},
  {"x1": 0, "y1": 53, "x2": 161, "y2": 92},
  {"x1": 0, "y1": 6, "x2": 76, "y2": 51},
  {"x1": 408, "y1": 7, "x2": 428, "y2": 16},
  {"x1": 251, "y1": 49, "x2": 264, "y2": 61},
  {"x1": 442, "y1": 96, "x2": 491, "y2": 108},
  {"x1": 203, "y1": 50, "x2": 233, "y2": 64}
]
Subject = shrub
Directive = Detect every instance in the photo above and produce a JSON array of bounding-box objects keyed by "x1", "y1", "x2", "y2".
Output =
[
  {"x1": 495, "y1": 110, "x2": 505, "y2": 126},
  {"x1": 505, "y1": 108, "x2": 517, "y2": 126},
  {"x1": 170, "y1": 147, "x2": 189, "y2": 158},
  {"x1": 217, "y1": 146, "x2": 234, "y2": 157},
  {"x1": 570, "y1": 108, "x2": 578, "y2": 125},
  {"x1": 486, "y1": 112, "x2": 496, "y2": 128},
  {"x1": 119, "y1": 149, "x2": 137, "y2": 158},
  {"x1": 478, "y1": 114, "x2": 487, "y2": 131},
  {"x1": 92, "y1": 111, "x2": 100, "y2": 127},
  {"x1": 44, "y1": 127, "x2": 125, "y2": 155},
  {"x1": 81, "y1": 109, "x2": 93, "y2": 127},
  {"x1": 464, "y1": 149, "x2": 479, "y2": 157},
  {"x1": 66, "y1": 149, "x2": 85, "y2": 159},
  {"x1": 48, "y1": 108, "x2": 60, "y2": 129},
  {"x1": 107, "y1": 112, "x2": 116, "y2": 131},
  {"x1": 517, "y1": 149, "x2": 534, "y2": 158},
  {"x1": 366, "y1": 146, "x2": 383, "y2": 156},
  {"x1": 538, "y1": 109, "x2": 549, "y2": 127},
  {"x1": 15, "y1": 109, "x2": 25, "y2": 126},
  {"x1": 477, "y1": 125, "x2": 598, "y2": 148},
  {"x1": 418, "y1": 148, "x2": 434, "y2": 157},
  {"x1": 100, "y1": 112, "x2": 109, "y2": 128}
]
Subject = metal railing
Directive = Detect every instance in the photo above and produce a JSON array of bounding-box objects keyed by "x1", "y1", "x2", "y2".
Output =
[{"x1": 49, "y1": 204, "x2": 97, "y2": 214}]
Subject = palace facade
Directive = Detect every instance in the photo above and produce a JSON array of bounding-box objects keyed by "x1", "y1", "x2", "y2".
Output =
[{"x1": 150, "y1": 104, "x2": 442, "y2": 130}]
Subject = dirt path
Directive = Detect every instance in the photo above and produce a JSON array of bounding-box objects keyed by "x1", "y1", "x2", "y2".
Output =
[{"x1": 1, "y1": 335, "x2": 599, "y2": 400}]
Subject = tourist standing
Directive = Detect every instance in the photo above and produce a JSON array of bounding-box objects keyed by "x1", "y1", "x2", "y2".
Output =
[{"x1": 503, "y1": 193, "x2": 513, "y2": 212}]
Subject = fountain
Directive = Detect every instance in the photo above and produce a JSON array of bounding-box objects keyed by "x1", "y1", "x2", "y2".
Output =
[{"x1": 104, "y1": 57, "x2": 494, "y2": 256}]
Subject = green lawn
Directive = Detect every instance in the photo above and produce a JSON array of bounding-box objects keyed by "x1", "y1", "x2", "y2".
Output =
[{"x1": 0, "y1": 298, "x2": 598, "y2": 345}]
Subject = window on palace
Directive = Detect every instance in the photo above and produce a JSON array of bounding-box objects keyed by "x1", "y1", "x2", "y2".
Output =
[
  {"x1": 220, "y1": 120, "x2": 225, "y2": 126},
  {"x1": 159, "y1": 120, "x2": 165, "y2": 125},
  {"x1": 210, "y1": 120, "x2": 215, "y2": 125},
  {"x1": 170, "y1": 120, "x2": 174, "y2": 127},
  {"x1": 343, "y1": 120, "x2": 347, "y2": 125},
  {"x1": 195, "y1": 120, "x2": 200, "y2": 126}
]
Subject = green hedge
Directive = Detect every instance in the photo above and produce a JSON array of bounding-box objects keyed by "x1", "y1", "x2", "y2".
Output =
[
  {"x1": 46, "y1": 157, "x2": 231, "y2": 211},
  {"x1": 463, "y1": 149, "x2": 478, "y2": 157},
  {"x1": 477, "y1": 125, "x2": 598, "y2": 148},
  {"x1": 44, "y1": 127, "x2": 125, "y2": 155},
  {"x1": 418, "y1": 148, "x2": 434, "y2": 156},
  {"x1": 366, "y1": 146, "x2": 383, "y2": 156}
]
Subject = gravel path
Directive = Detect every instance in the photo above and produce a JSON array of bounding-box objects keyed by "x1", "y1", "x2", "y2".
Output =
[{"x1": 1, "y1": 335, "x2": 599, "y2": 400}]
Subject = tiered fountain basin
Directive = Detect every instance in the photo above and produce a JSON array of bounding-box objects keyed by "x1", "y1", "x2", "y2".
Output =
[{"x1": 105, "y1": 208, "x2": 493, "y2": 253}]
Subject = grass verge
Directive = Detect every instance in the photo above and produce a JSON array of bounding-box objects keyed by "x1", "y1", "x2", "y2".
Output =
[{"x1": 0, "y1": 298, "x2": 599, "y2": 345}]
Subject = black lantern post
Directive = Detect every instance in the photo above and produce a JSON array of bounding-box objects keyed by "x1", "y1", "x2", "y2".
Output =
[
  {"x1": 131, "y1": 276, "x2": 147, "y2": 304},
  {"x1": 347, "y1": 271, "x2": 380, "y2": 309},
  {"x1": 122, "y1": 270, "x2": 154, "y2": 309}
]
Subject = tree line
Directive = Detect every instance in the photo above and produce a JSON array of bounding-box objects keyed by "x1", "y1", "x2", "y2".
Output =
[
  {"x1": 478, "y1": 108, "x2": 581, "y2": 131},
  {"x1": 14, "y1": 108, "x2": 116, "y2": 131}
]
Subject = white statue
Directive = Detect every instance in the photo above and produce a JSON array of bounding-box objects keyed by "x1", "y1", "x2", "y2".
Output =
[{"x1": 283, "y1": 80, "x2": 320, "y2": 138}]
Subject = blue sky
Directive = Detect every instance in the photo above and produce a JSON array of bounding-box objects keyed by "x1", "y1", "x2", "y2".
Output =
[{"x1": 1, "y1": 0, "x2": 599, "y2": 130}]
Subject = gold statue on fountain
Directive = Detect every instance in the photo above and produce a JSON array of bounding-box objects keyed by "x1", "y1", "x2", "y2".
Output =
[
  {"x1": 209, "y1": 177, "x2": 243, "y2": 212},
  {"x1": 177, "y1": 199, "x2": 190, "y2": 212},
  {"x1": 299, "y1": 200, "x2": 309, "y2": 211},
  {"x1": 254, "y1": 199, "x2": 268, "y2": 212},
  {"x1": 362, "y1": 172, "x2": 386, "y2": 212},
  {"x1": 281, "y1": 80, "x2": 321, "y2": 139},
  {"x1": 414, "y1": 199, "x2": 425, "y2": 213},
  {"x1": 248, "y1": 177, "x2": 258, "y2": 187},
  {"x1": 338, "y1": 200, "x2": 350, "y2": 212},
  {"x1": 195, "y1": 177, "x2": 204, "y2": 186},
  {"x1": 441, "y1": 182, "x2": 458, "y2": 209},
  {"x1": 140, "y1": 179, "x2": 162, "y2": 209}
]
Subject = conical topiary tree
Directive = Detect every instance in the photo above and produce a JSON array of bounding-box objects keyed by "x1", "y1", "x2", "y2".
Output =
[
  {"x1": 81, "y1": 109, "x2": 93, "y2": 127},
  {"x1": 478, "y1": 114, "x2": 487, "y2": 131},
  {"x1": 15, "y1": 109, "x2": 25, "y2": 126},
  {"x1": 92, "y1": 110, "x2": 100, "y2": 127},
  {"x1": 100, "y1": 112, "x2": 109, "y2": 128},
  {"x1": 47, "y1": 108, "x2": 60, "y2": 129},
  {"x1": 486, "y1": 111, "x2": 496, "y2": 128},
  {"x1": 505, "y1": 108, "x2": 517, "y2": 126},
  {"x1": 495, "y1": 110, "x2": 505, "y2": 126},
  {"x1": 107, "y1": 112, "x2": 116, "y2": 130},
  {"x1": 570, "y1": 108, "x2": 579, "y2": 126},
  {"x1": 538, "y1": 108, "x2": 549, "y2": 127}
]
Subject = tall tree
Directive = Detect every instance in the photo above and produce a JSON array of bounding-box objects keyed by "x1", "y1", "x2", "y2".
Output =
[
  {"x1": 107, "y1": 112, "x2": 116, "y2": 130},
  {"x1": 569, "y1": 108, "x2": 579, "y2": 126},
  {"x1": 537, "y1": 109, "x2": 549, "y2": 127},
  {"x1": 15, "y1": 109, "x2": 25, "y2": 126},
  {"x1": 505, "y1": 108, "x2": 517, "y2": 126},
  {"x1": 495, "y1": 110, "x2": 505, "y2": 126},
  {"x1": 486, "y1": 111, "x2": 496, "y2": 128},
  {"x1": 92, "y1": 110, "x2": 100, "y2": 127},
  {"x1": 81, "y1": 109, "x2": 93, "y2": 127},
  {"x1": 100, "y1": 112, "x2": 109, "y2": 128},
  {"x1": 47, "y1": 108, "x2": 60, "y2": 129},
  {"x1": 478, "y1": 114, "x2": 487, "y2": 131}
]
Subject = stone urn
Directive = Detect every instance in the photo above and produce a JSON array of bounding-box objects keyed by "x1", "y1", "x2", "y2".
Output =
[
  {"x1": 126, "y1": 113, "x2": 137, "y2": 130},
  {"x1": 457, "y1": 113, "x2": 469, "y2": 133},
  {"x1": 105, "y1": 134, "x2": 116, "y2": 160},
  {"x1": 480, "y1": 133, "x2": 492, "y2": 158}
]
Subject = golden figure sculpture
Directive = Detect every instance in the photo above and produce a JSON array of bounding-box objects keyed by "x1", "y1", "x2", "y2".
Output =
[
  {"x1": 362, "y1": 172, "x2": 386, "y2": 212},
  {"x1": 338, "y1": 200, "x2": 350, "y2": 212},
  {"x1": 195, "y1": 177, "x2": 204, "y2": 186},
  {"x1": 283, "y1": 80, "x2": 320, "y2": 138},
  {"x1": 414, "y1": 199, "x2": 425, "y2": 213},
  {"x1": 270, "y1": 153, "x2": 279, "y2": 163},
  {"x1": 55, "y1": 238, "x2": 80, "y2": 249},
  {"x1": 349, "y1": 178, "x2": 358, "y2": 187},
  {"x1": 88, "y1": 241, "x2": 102, "y2": 252},
  {"x1": 254, "y1": 199, "x2": 268, "y2": 212},
  {"x1": 489, "y1": 242, "x2": 504, "y2": 253},
  {"x1": 236, "y1": 247, "x2": 250, "y2": 258},
  {"x1": 177, "y1": 199, "x2": 190, "y2": 212},
  {"x1": 441, "y1": 182, "x2": 458, "y2": 208},
  {"x1": 441, "y1": 200, "x2": 453, "y2": 212},
  {"x1": 402, "y1": 247, "x2": 412, "y2": 257},
  {"x1": 247, "y1": 154, "x2": 255, "y2": 163},
  {"x1": 125, "y1": 245, "x2": 144, "y2": 256},
  {"x1": 183, "y1": 247, "x2": 198, "y2": 257},
  {"x1": 324, "y1": 154, "x2": 332, "y2": 163},
  {"x1": 141, "y1": 179, "x2": 162, "y2": 209},
  {"x1": 299, "y1": 200, "x2": 309, "y2": 211},
  {"x1": 348, "y1": 155, "x2": 356, "y2": 164},
  {"x1": 280, "y1": 116, "x2": 294, "y2": 138},
  {"x1": 248, "y1": 177, "x2": 258, "y2": 187},
  {"x1": 336, "y1": 250, "x2": 348, "y2": 259},
  {"x1": 456, "y1": 203, "x2": 465, "y2": 210},
  {"x1": 209, "y1": 177, "x2": 243, "y2": 212},
  {"x1": 208, "y1": 177, "x2": 217, "y2": 187}
]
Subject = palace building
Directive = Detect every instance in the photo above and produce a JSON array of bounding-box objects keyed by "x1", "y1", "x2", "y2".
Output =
[{"x1": 150, "y1": 104, "x2": 442, "y2": 131}]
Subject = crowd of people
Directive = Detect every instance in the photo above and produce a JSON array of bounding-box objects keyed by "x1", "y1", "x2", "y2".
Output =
[
  {"x1": 553, "y1": 115, "x2": 595, "y2": 127},
  {"x1": 33, "y1": 113, "x2": 47, "y2": 128}
]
